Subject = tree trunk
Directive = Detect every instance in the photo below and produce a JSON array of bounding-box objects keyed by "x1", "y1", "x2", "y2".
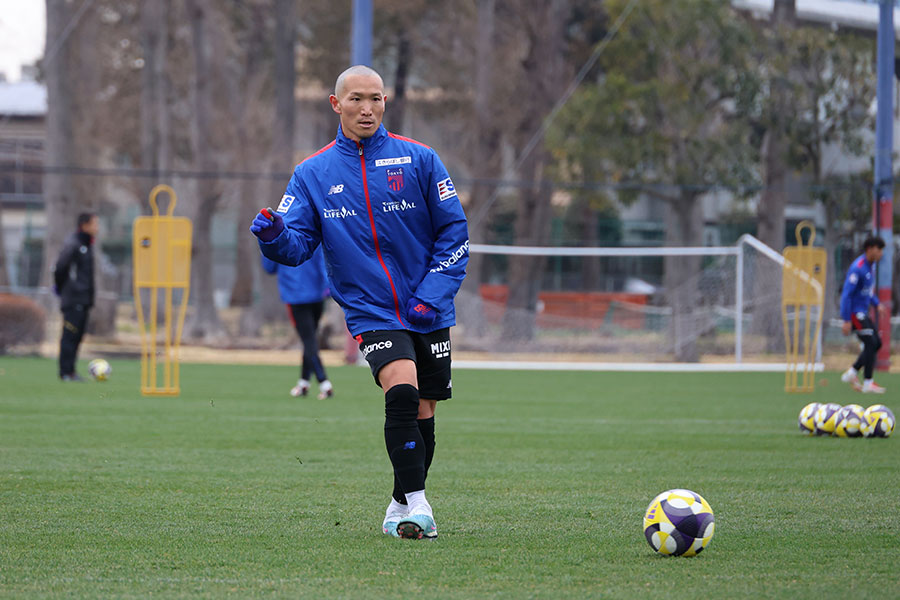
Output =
[
  {"x1": 230, "y1": 4, "x2": 270, "y2": 310},
  {"x1": 580, "y1": 196, "x2": 602, "y2": 291},
  {"x1": 239, "y1": 0, "x2": 297, "y2": 335},
  {"x1": 752, "y1": 0, "x2": 796, "y2": 353},
  {"x1": 663, "y1": 191, "x2": 703, "y2": 362},
  {"x1": 501, "y1": 151, "x2": 552, "y2": 341},
  {"x1": 139, "y1": 0, "x2": 171, "y2": 203},
  {"x1": 387, "y1": 27, "x2": 411, "y2": 134},
  {"x1": 457, "y1": 0, "x2": 498, "y2": 337},
  {"x1": 0, "y1": 202, "x2": 8, "y2": 287},
  {"x1": 184, "y1": 0, "x2": 225, "y2": 342},
  {"x1": 42, "y1": 0, "x2": 76, "y2": 288},
  {"x1": 499, "y1": 0, "x2": 566, "y2": 342}
]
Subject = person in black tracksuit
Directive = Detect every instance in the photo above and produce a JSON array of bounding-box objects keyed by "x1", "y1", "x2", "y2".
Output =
[{"x1": 53, "y1": 213, "x2": 98, "y2": 381}]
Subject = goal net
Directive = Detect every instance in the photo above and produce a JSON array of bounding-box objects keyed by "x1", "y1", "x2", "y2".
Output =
[{"x1": 452, "y1": 235, "x2": 822, "y2": 371}]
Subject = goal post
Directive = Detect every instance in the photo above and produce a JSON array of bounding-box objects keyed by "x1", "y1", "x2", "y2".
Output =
[{"x1": 455, "y1": 234, "x2": 825, "y2": 372}]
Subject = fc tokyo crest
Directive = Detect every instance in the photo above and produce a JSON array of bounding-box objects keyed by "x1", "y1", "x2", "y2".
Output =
[{"x1": 386, "y1": 167, "x2": 405, "y2": 192}]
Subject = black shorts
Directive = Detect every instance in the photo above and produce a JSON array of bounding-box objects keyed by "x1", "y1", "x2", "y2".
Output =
[{"x1": 356, "y1": 328, "x2": 452, "y2": 400}]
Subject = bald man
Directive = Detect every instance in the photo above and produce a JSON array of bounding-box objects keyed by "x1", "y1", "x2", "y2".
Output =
[{"x1": 251, "y1": 66, "x2": 469, "y2": 540}]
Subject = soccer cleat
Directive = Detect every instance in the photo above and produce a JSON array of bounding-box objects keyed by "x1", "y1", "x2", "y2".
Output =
[
  {"x1": 841, "y1": 369, "x2": 862, "y2": 391},
  {"x1": 382, "y1": 503, "x2": 408, "y2": 537},
  {"x1": 317, "y1": 380, "x2": 333, "y2": 400},
  {"x1": 840, "y1": 369, "x2": 857, "y2": 384},
  {"x1": 862, "y1": 381, "x2": 886, "y2": 394},
  {"x1": 60, "y1": 373, "x2": 84, "y2": 382},
  {"x1": 397, "y1": 509, "x2": 437, "y2": 540},
  {"x1": 290, "y1": 380, "x2": 310, "y2": 397}
]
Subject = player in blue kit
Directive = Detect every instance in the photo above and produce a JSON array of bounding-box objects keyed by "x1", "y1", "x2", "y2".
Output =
[
  {"x1": 261, "y1": 247, "x2": 333, "y2": 400},
  {"x1": 839, "y1": 236, "x2": 887, "y2": 393},
  {"x1": 250, "y1": 65, "x2": 468, "y2": 539}
]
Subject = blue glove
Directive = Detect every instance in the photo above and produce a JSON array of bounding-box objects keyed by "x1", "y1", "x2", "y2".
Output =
[
  {"x1": 406, "y1": 297, "x2": 437, "y2": 328},
  {"x1": 250, "y1": 208, "x2": 284, "y2": 242}
]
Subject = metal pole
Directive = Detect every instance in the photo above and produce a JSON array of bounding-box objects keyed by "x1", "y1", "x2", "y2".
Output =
[
  {"x1": 736, "y1": 243, "x2": 744, "y2": 363},
  {"x1": 351, "y1": 0, "x2": 373, "y2": 66},
  {"x1": 874, "y1": 0, "x2": 894, "y2": 370}
]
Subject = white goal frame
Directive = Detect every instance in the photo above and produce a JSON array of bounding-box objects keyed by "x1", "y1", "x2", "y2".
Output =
[{"x1": 463, "y1": 234, "x2": 825, "y2": 372}]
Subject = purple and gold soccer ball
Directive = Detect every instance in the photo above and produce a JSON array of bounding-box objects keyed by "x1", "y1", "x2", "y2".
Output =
[
  {"x1": 834, "y1": 404, "x2": 866, "y2": 438},
  {"x1": 814, "y1": 403, "x2": 842, "y2": 436},
  {"x1": 798, "y1": 402, "x2": 820, "y2": 435},
  {"x1": 861, "y1": 404, "x2": 895, "y2": 438},
  {"x1": 643, "y1": 489, "x2": 715, "y2": 557}
]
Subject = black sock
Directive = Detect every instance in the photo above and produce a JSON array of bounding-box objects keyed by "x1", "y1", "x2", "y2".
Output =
[
  {"x1": 419, "y1": 416, "x2": 435, "y2": 480},
  {"x1": 384, "y1": 384, "x2": 425, "y2": 503},
  {"x1": 392, "y1": 416, "x2": 436, "y2": 504}
]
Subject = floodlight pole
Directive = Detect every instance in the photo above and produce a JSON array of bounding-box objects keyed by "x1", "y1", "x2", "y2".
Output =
[
  {"x1": 351, "y1": 0, "x2": 373, "y2": 66},
  {"x1": 873, "y1": 0, "x2": 894, "y2": 370}
]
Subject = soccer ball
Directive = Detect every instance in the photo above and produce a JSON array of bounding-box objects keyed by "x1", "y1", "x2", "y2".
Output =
[
  {"x1": 643, "y1": 489, "x2": 715, "y2": 557},
  {"x1": 798, "y1": 402, "x2": 820, "y2": 435},
  {"x1": 88, "y1": 358, "x2": 112, "y2": 381},
  {"x1": 814, "y1": 403, "x2": 842, "y2": 436},
  {"x1": 834, "y1": 404, "x2": 865, "y2": 438},
  {"x1": 861, "y1": 404, "x2": 895, "y2": 438}
]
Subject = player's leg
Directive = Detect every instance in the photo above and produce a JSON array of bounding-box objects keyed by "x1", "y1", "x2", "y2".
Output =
[
  {"x1": 860, "y1": 317, "x2": 885, "y2": 393},
  {"x1": 843, "y1": 313, "x2": 868, "y2": 390},
  {"x1": 308, "y1": 301, "x2": 332, "y2": 398},
  {"x1": 59, "y1": 305, "x2": 88, "y2": 380},
  {"x1": 357, "y1": 331, "x2": 431, "y2": 537},
  {"x1": 287, "y1": 304, "x2": 310, "y2": 397},
  {"x1": 393, "y1": 328, "x2": 453, "y2": 539},
  {"x1": 411, "y1": 327, "x2": 451, "y2": 484}
]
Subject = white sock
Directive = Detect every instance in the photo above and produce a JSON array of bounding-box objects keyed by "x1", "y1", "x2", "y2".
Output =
[
  {"x1": 319, "y1": 379, "x2": 332, "y2": 393},
  {"x1": 298, "y1": 378, "x2": 309, "y2": 387},
  {"x1": 404, "y1": 490, "x2": 432, "y2": 516},
  {"x1": 864, "y1": 378, "x2": 874, "y2": 387},
  {"x1": 386, "y1": 498, "x2": 407, "y2": 517},
  {"x1": 845, "y1": 367, "x2": 857, "y2": 376}
]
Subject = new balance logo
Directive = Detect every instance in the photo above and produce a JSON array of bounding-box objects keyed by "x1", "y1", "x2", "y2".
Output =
[
  {"x1": 430, "y1": 340, "x2": 450, "y2": 359},
  {"x1": 323, "y1": 206, "x2": 357, "y2": 219},
  {"x1": 328, "y1": 184, "x2": 344, "y2": 195},
  {"x1": 430, "y1": 240, "x2": 469, "y2": 273},
  {"x1": 361, "y1": 340, "x2": 393, "y2": 357}
]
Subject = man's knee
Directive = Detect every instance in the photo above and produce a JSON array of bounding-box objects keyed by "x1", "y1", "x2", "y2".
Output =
[{"x1": 385, "y1": 383, "x2": 419, "y2": 427}]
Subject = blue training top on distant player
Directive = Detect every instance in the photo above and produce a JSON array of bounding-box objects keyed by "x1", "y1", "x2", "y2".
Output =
[
  {"x1": 839, "y1": 253, "x2": 880, "y2": 322},
  {"x1": 257, "y1": 124, "x2": 469, "y2": 336},
  {"x1": 261, "y1": 246, "x2": 328, "y2": 305}
]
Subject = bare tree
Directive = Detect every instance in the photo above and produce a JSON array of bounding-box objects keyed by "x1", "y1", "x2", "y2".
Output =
[
  {"x1": 235, "y1": 0, "x2": 296, "y2": 335},
  {"x1": 501, "y1": 0, "x2": 569, "y2": 341},
  {"x1": 184, "y1": 0, "x2": 226, "y2": 341},
  {"x1": 42, "y1": 0, "x2": 78, "y2": 288},
  {"x1": 139, "y1": 0, "x2": 172, "y2": 197},
  {"x1": 756, "y1": 0, "x2": 796, "y2": 254}
]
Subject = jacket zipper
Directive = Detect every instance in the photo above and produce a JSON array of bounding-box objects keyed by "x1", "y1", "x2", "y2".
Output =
[{"x1": 358, "y1": 142, "x2": 406, "y2": 328}]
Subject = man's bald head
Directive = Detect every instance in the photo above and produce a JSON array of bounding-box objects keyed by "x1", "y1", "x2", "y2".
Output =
[{"x1": 334, "y1": 65, "x2": 384, "y2": 98}]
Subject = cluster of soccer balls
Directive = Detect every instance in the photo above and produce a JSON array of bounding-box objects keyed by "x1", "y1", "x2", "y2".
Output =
[
  {"x1": 643, "y1": 489, "x2": 715, "y2": 557},
  {"x1": 798, "y1": 402, "x2": 894, "y2": 438},
  {"x1": 88, "y1": 358, "x2": 112, "y2": 382}
]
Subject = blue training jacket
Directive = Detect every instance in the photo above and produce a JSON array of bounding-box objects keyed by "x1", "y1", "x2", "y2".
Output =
[
  {"x1": 840, "y1": 253, "x2": 880, "y2": 322},
  {"x1": 261, "y1": 246, "x2": 329, "y2": 305},
  {"x1": 258, "y1": 124, "x2": 469, "y2": 336}
]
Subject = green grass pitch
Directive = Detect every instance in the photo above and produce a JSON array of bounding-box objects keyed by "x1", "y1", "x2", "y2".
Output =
[{"x1": 1, "y1": 356, "x2": 898, "y2": 598}]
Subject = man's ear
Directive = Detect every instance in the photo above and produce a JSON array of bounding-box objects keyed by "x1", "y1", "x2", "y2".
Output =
[{"x1": 329, "y1": 94, "x2": 341, "y2": 114}]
